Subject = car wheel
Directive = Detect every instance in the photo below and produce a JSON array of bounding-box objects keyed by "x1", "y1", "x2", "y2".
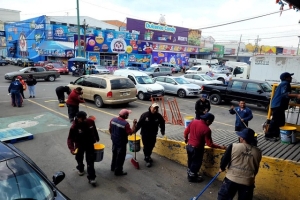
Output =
[
  {"x1": 138, "y1": 92, "x2": 145, "y2": 100},
  {"x1": 48, "y1": 75, "x2": 55, "y2": 82},
  {"x1": 177, "y1": 89, "x2": 186, "y2": 98},
  {"x1": 210, "y1": 93, "x2": 222, "y2": 105},
  {"x1": 217, "y1": 78, "x2": 225, "y2": 84},
  {"x1": 1, "y1": 63, "x2": 5, "y2": 66},
  {"x1": 94, "y1": 96, "x2": 104, "y2": 108}
]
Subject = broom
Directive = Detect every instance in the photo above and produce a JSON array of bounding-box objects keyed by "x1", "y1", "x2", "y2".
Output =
[{"x1": 131, "y1": 133, "x2": 139, "y2": 169}]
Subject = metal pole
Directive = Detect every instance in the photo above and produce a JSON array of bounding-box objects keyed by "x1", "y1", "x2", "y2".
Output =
[
  {"x1": 236, "y1": 34, "x2": 242, "y2": 61},
  {"x1": 83, "y1": 19, "x2": 86, "y2": 57},
  {"x1": 297, "y1": 36, "x2": 300, "y2": 56},
  {"x1": 253, "y1": 35, "x2": 259, "y2": 56},
  {"x1": 76, "y1": 0, "x2": 81, "y2": 57}
]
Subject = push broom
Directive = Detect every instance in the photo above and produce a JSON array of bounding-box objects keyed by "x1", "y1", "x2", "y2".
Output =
[{"x1": 131, "y1": 133, "x2": 139, "y2": 169}]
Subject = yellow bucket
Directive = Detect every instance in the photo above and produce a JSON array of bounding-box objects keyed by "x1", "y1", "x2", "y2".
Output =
[
  {"x1": 94, "y1": 143, "x2": 105, "y2": 162},
  {"x1": 280, "y1": 126, "x2": 297, "y2": 144},
  {"x1": 184, "y1": 116, "x2": 194, "y2": 128},
  {"x1": 128, "y1": 135, "x2": 141, "y2": 152}
]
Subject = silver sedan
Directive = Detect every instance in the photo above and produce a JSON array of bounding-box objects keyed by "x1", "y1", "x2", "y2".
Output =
[
  {"x1": 153, "y1": 76, "x2": 200, "y2": 98},
  {"x1": 180, "y1": 74, "x2": 223, "y2": 87}
]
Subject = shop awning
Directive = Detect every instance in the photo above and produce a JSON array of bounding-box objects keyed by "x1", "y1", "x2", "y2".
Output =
[{"x1": 37, "y1": 41, "x2": 74, "y2": 51}]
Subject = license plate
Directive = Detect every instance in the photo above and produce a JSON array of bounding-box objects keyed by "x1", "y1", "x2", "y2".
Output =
[{"x1": 121, "y1": 92, "x2": 130, "y2": 96}]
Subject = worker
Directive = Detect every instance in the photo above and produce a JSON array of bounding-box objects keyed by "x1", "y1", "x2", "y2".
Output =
[
  {"x1": 224, "y1": 73, "x2": 232, "y2": 85},
  {"x1": 8, "y1": 77, "x2": 23, "y2": 107},
  {"x1": 265, "y1": 72, "x2": 300, "y2": 141},
  {"x1": 26, "y1": 74, "x2": 37, "y2": 98},
  {"x1": 184, "y1": 113, "x2": 226, "y2": 183},
  {"x1": 229, "y1": 101, "x2": 253, "y2": 132},
  {"x1": 66, "y1": 87, "x2": 85, "y2": 123},
  {"x1": 207, "y1": 64, "x2": 214, "y2": 77},
  {"x1": 109, "y1": 109, "x2": 137, "y2": 176},
  {"x1": 195, "y1": 94, "x2": 211, "y2": 120},
  {"x1": 67, "y1": 111, "x2": 99, "y2": 185},
  {"x1": 18, "y1": 76, "x2": 26, "y2": 99},
  {"x1": 218, "y1": 128, "x2": 262, "y2": 200},
  {"x1": 135, "y1": 103, "x2": 165, "y2": 167},
  {"x1": 55, "y1": 86, "x2": 71, "y2": 103}
]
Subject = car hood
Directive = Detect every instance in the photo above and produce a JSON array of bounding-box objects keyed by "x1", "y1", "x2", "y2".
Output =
[
  {"x1": 149, "y1": 83, "x2": 164, "y2": 90},
  {"x1": 180, "y1": 83, "x2": 200, "y2": 89},
  {"x1": 96, "y1": 69, "x2": 110, "y2": 72}
]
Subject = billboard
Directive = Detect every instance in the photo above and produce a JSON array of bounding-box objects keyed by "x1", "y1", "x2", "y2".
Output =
[
  {"x1": 118, "y1": 53, "x2": 151, "y2": 68},
  {"x1": 126, "y1": 18, "x2": 189, "y2": 45},
  {"x1": 188, "y1": 29, "x2": 201, "y2": 46},
  {"x1": 152, "y1": 52, "x2": 189, "y2": 66},
  {"x1": 212, "y1": 44, "x2": 224, "y2": 58}
]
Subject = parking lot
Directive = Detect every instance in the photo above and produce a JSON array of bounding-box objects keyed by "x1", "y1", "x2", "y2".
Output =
[{"x1": 0, "y1": 65, "x2": 266, "y2": 199}]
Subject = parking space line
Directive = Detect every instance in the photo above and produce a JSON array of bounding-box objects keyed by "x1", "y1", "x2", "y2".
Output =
[{"x1": 28, "y1": 99, "x2": 68, "y2": 118}]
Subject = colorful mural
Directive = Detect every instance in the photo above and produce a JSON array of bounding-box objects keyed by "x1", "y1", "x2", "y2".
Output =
[
  {"x1": 118, "y1": 54, "x2": 152, "y2": 68},
  {"x1": 152, "y1": 52, "x2": 189, "y2": 66}
]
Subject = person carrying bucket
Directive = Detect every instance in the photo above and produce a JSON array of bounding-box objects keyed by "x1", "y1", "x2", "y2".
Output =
[
  {"x1": 217, "y1": 128, "x2": 262, "y2": 200},
  {"x1": 229, "y1": 100, "x2": 253, "y2": 132},
  {"x1": 195, "y1": 94, "x2": 211, "y2": 120},
  {"x1": 67, "y1": 111, "x2": 100, "y2": 185},
  {"x1": 109, "y1": 109, "x2": 137, "y2": 176},
  {"x1": 184, "y1": 113, "x2": 226, "y2": 183},
  {"x1": 135, "y1": 103, "x2": 165, "y2": 167}
]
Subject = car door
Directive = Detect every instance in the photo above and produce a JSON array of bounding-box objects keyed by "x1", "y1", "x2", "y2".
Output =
[
  {"x1": 245, "y1": 82, "x2": 264, "y2": 105},
  {"x1": 82, "y1": 77, "x2": 99, "y2": 100},
  {"x1": 226, "y1": 80, "x2": 246, "y2": 101},
  {"x1": 165, "y1": 78, "x2": 177, "y2": 94},
  {"x1": 155, "y1": 77, "x2": 166, "y2": 90},
  {"x1": 71, "y1": 77, "x2": 89, "y2": 99},
  {"x1": 192, "y1": 75, "x2": 205, "y2": 86}
]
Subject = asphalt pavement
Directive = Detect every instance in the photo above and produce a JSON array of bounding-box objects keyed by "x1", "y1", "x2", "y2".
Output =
[{"x1": 0, "y1": 65, "x2": 265, "y2": 200}]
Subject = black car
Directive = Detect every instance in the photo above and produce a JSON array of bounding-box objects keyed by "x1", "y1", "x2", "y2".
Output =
[
  {"x1": 201, "y1": 79, "x2": 272, "y2": 108},
  {"x1": 0, "y1": 59, "x2": 9, "y2": 66},
  {"x1": 0, "y1": 141, "x2": 70, "y2": 199},
  {"x1": 17, "y1": 58, "x2": 34, "y2": 67}
]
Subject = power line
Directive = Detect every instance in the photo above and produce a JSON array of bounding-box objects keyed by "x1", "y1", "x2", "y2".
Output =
[{"x1": 22, "y1": 8, "x2": 76, "y2": 16}]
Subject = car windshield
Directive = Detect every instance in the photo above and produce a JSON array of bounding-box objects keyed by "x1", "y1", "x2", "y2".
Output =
[
  {"x1": 136, "y1": 76, "x2": 154, "y2": 84},
  {"x1": 110, "y1": 78, "x2": 135, "y2": 90},
  {"x1": 261, "y1": 82, "x2": 272, "y2": 92},
  {"x1": 174, "y1": 77, "x2": 190, "y2": 84},
  {"x1": 202, "y1": 74, "x2": 214, "y2": 80},
  {"x1": 189, "y1": 67, "x2": 198, "y2": 71},
  {"x1": 19, "y1": 67, "x2": 31, "y2": 72},
  {"x1": 145, "y1": 68, "x2": 155, "y2": 72},
  {"x1": 0, "y1": 157, "x2": 54, "y2": 199},
  {"x1": 95, "y1": 66, "x2": 106, "y2": 69}
]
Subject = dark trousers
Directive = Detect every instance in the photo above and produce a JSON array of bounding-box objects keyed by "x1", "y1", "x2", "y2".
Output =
[
  {"x1": 11, "y1": 90, "x2": 22, "y2": 107},
  {"x1": 20, "y1": 89, "x2": 25, "y2": 98},
  {"x1": 265, "y1": 107, "x2": 285, "y2": 138},
  {"x1": 111, "y1": 144, "x2": 127, "y2": 173},
  {"x1": 75, "y1": 146, "x2": 96, "y2": 180},
  {"x1": 142, "y1": 134, "x2": 157, "y2": 158},
  {"x1": 195, "y1": 113, "x2": 205, "y2": 120},
  {"x1": 218, "y1": 177, "x2": 254, "y2": 200},
  {"x1": 56, "y1": 91, "x2": 65, "y2": 103},
  {"x1": 186, "y1": 144, "x2": 204, "y2": 176},
  {"x1": 235, "y1": 126, "x2": 246, "y2": 132},
  {"x1": 67, "y1": 104, "x2": 79, "y2": 122}
]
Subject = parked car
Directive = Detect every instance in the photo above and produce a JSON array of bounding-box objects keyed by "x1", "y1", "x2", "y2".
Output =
[
  {"x1": 17, "y1": 58, "x2": 34, "y2": 67},
  {"x1": 185, "y1": 65, "x2": 210, "y2": 74},
  {"x1": 161, "y1": 63, "x2": 181, "y2": 73},
  {"x1": 68, "y1": 75, "x2": 137, "y2": 108},
  {"x1": 45, "y1": 63, "x2": 69, "y2": 75},
  {"x1": 0, "y1": 141, "x2": 69, "y2": 199},
  {"x1": 114, "y1": 70, "x2": 165, "y2": 100},
  {"x1": 11, "y1": 58, "x2": 20, "y2": 65},
  {"x1": 181, "y1": 74, "x2": 223, "y2": 87},
  {"x1": 34, "y1": 61, "x2": 47, "y2": 67},
  {"x1": 144, "y1": 66, "x2": 172, "y2": 77},
  {"x1": 123, "y1": 66, "x2": 140, "y2": 71},
  {"x1": 90, "y1": 65, "x2": 110, "y2": 74},
  {"x1": 200, "y1": 79, "x2": 272, "y2": 108},
  {"x1": 4, "y1": 67, "x2": 60, "y2": 81},
  {"x1": 0, "y1": 59, "x2": 9, "y2": 66},
  {"x1": 153, "y1": 76, "x2": 200, "y2": 98}
]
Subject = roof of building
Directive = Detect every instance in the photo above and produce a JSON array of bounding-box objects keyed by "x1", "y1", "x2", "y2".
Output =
[
  {"x1": 103, "y1": 20, "x2": 126, "y2": 27},
  {"x1": 0, "y1": 8, "x2": 21, "y2": 13}
]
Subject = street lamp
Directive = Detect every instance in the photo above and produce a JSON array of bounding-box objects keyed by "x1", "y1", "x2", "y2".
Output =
[
  {"x1": 76, "y1": 0, "x2": 81, "y2": 57},
  {"x1": 297, "y1": 36, "x2": 300, "y2": 56}
]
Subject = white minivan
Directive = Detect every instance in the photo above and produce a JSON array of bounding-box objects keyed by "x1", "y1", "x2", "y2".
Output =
[
  {"x1": 185, "y1": 65, "x2": 211, "y2": 74},
  {"x1": 114, "y1": 70, "x2": 165, "y2": 100}
]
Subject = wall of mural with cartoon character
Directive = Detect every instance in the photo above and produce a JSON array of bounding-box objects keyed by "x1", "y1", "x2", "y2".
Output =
[
  {"x1": 118, "y1": 54, "x2": 152, "y2": 69},
  {"x1": 152, "y1": 52, "x2": 189, "y2": 67},
  {"x1": 5, "y1": 15, "x2": 46, "y2": 61}
]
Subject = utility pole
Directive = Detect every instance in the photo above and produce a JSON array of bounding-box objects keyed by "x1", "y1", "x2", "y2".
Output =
[
  {"x1": 297, "y1": 36, "x2": 300, "y2": 56},
  {"x1": 253, "y1": 35, "x2": 259, "y2": 56},
  {"x1": 83, "y1": 19, "x2": 88, "y2": 58},
  {"x1": 236, "y1": 34, "x2": 242, "y2": 61},
  {"x1": 76, "y1": 0, "x2": 81, "y2": 57}
]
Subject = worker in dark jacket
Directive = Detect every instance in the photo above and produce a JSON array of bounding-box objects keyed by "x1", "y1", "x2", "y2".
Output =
[
  {"x1": 8, "y1": 77, "x2": 23, "y2": 107},
  {"x1": 195, "y1": 94, "x2": 211, "y2": 120},
  {"x1": 25, "y1": 74, "x2": 37, "y2": 98},
  {"x1": 56, "y1": 86, "x2": 71, "y2": 103},
  {"x1": 218, "y1": 128, "x2": 262, "y2": 200},
  {"x1": 66, "y1": 87, "x2": 85, "y2": 123},
  {"x1": 184, "y1": 113, "x2": 226, "y2": 183},
  {"x1": 109, "y1": 109, "x2": 137, "y2": 176},
  {"x1": 135, "y1": 103, "x2": 165, "y2": 167},
  {"x1": 67, "y1": 111, "x2": 100, "y2": 185},
  {"x1": 229, "y1": 101, "x2": 253, "y2": 132}
]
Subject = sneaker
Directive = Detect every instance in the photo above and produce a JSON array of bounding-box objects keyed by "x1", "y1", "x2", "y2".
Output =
[
  {"x1": 114, "y1": 171, "x2": 127, "y2": 176},
  {"x1": 188, "y1": 175, "x2": 204, "y2": 183},
  {"x1": 33, "y1": 96, "x2": 35, "y2": 98},
  {"x1": 89, "y1": 179, "x2": 96, "y2": 184},
  {"x1": 78, "y1": 171, "x2": 85, "y2": 176},
  {"x1": 148, "y1": 157, "x2": 153, "y2": 163},
  {"x1": 146, "y1": 162, "x2": 152, "y2": 168}
]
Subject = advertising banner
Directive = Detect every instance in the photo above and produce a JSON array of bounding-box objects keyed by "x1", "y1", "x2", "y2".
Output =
[
  {"x1": 152, "y1": 52, "x2": 189, "y2": 66},
  {"x1": 118, "y1": 54, "x2": 151, "y2": 68},
  {"x1": 138, "y1": 41, "x2": 198, "y2": 54},
  {"x1": 188, "y1": 29, "x2": 201, "y2": 46},
  {"x1": 88, "y1": 52, "x2": 100, "y2": 64},
  {"x1": 212, "y1": 44, "x2": 224, "y2": 58},
  {"x1": 126, "y1": 18, "x2": 189, "y2": 45}
]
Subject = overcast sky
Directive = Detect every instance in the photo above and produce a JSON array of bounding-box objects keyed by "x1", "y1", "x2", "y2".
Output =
[{"x1": 2, "y1": 0, "x2": 300, "y2": 47}]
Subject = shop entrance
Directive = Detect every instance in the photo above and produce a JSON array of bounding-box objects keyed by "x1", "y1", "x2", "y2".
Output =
[{"x1": 100, "y1": 53, "x2": 118, "y2": 67}]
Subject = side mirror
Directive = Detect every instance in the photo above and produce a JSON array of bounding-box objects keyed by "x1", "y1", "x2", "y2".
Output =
[
  {"x1": 257, "y1": 89, "x2": 263, "y2": 94},
  {"x1": 52, "y1": 171, "x2": 65, "y2": 185},
  {"x1": 173, "y1": 82, "x2": 177, "y2": 85},
  {"x1": 70, "y1": 81, "x2": 74, "y2": 84}
]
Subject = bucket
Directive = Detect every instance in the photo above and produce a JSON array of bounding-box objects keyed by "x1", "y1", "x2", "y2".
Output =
[
  {"x1": 184, "y1": 116, "x2": 194, "y2": 128},
  {"x1": 280, "y1": 126, "x2": 297, "y2": 144},
  {"x1": 94, "y1": 143, "x2": 105, "y2": 162},
  {"x1": 128, "y1": 135, "x2": 141, "y2": 152}
]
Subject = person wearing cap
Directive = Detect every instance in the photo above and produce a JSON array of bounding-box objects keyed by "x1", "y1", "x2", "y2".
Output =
[
  {"x1": 135, "y1": 103, "x2": 165, "y2": 167},
  {"x1": 265, "y1": 72, "x2": 300, "y2": 141},
  {"x1": 184, "y1": 113, "x2": 226, "y2": 183},
  {"x1": 8, "y1": 77, "x2": 23, "y2": 107},
  {"x1": 67, "y1": 111, "x2": 99, "y2": 185},
  {"x1": 218, "y1": 128, "x2": 262, "y2": 200},
  {"x1": 195, "y1": 94, "x2": 211, "y2": 120},
  {"x1": 55, "y1": 86, "x2": 71, "y2": 103},
  {"x1": 66, "y1": 87, "x2": 85, "y2": 123},
  {"x1": 25, "y1": 74, "x2": 37, "y2": 98},
  {"x1": 109, "y1": 109, "x2": 137, "y2": 176},
  {"x1": 229, "y1": 100, "x2": 253, "y2": 132},
  {"x1": 17, "y1": 76, "x2": 26, "y2": 99}
]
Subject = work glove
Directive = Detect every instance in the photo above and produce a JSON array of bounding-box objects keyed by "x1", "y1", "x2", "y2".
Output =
[{"x1": 184, "y1": 138, "x2": 188, "y2": 144}]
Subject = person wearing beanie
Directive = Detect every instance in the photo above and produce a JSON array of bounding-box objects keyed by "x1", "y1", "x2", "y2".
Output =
[
  {"x1": 135, "y1": 103, "x2": 165, "y2": 167},
  {"x1": 184, "y1": 113, "x2": 226, "y2": 183},
  {"x1": 265, "y1": 72, "x2": 300, "y2": 141},
  {"x1": 25, "y1": 74, "x2": 37, "y2": 98},
  {"x1": 195, "y1": 94, "x2": 211, "y2": 120},
  {"x1": 218, "y1": 128, "x2": 262, "y2": 200},
  {"x1": 109, "y1": 109, "x2": 137, "y2": 176},
  {"x1": 67, "y1": 111, "x2": 100, "y2": 185},
  {"x1": 8, "y1": 77, "x2": 23, "y2": 107}
]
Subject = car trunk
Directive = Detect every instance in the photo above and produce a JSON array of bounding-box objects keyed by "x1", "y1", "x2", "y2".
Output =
[{"x1": 109, "y1": 79, "x2": 136, "y2": 100}]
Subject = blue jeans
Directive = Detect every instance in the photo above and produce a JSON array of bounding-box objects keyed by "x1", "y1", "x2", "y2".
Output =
[
  {"x1": 218, "y1": 177, "x2": 254, "y2": 200},
  {"x1": 28, "y1": 85, "x2": 35, "y2": 96}
]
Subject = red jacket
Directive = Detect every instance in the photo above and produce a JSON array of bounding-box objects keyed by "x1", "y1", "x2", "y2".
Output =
[
  {"x1": 184, "y1": 120, "x2": 221, "y2": 149},
  {"x1": 66, "y1": 89, "x2": 85, "y2": 106}
]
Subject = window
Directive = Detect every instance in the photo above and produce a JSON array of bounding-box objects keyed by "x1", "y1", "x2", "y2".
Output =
[
  {"x1": 156, "y1": 77, "x2": 165, "y2": 82},
  {"x1": 128, "y1": 75, "x2": 136, "y2": 85},
  {"x1": 136, "y1": 76, "x2": 153, "y2": 84},
  {"x1": 260, "y1": 82, "x2": 272, "y2": 92},
  {"x1": 193, "y1": 75, "x2": 204, "y2": 81},
  {"x1": 74, "y1": 77, "x2": 84, "y2": 85},
  {"x1": 231, "y1": 81, "x2": 244, "y2": 89},
  {"x1": 166, "y1": 78, "x2": 175, "y2": 84},
  {"x1": 184, "y1": 74, "x2": 192, "y2": 79},
  {"x1": 110, "y1": 78, "x2": 135, "y2": 90},
  {"x1": 233, "y1": 67, "x2": 244, "y2": 75},
  {"x1": 154, "y1": 68, "x2": 159, "y2": 72},
  {"x1": 246, "y1": 83, "x2": 261, "y2": 92},
  {"x1": 197, "y1": 67, "x2": 202, "y2": 71}
]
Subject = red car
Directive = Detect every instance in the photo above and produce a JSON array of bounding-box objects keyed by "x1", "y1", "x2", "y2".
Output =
[
  {"x1": 45, "y1": 63, "x2": 69, "y2": 75},
  {"x1": 34, "y1": 61, "x2": 48, "y2": 67}
]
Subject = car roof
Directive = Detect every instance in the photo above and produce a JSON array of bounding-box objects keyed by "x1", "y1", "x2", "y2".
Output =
[
  {"x1": 85, "y1": 74, "x2": 127, "y2": 80},
  {"x1": 231, "y1": 78, "x2": 267, "y2": 84},
  {"x1": 115, "y1": 69, "x2": 147, "y2": 76},
  {"x1": 0, "y1": 142, "x2": 18, "y2": 161}
]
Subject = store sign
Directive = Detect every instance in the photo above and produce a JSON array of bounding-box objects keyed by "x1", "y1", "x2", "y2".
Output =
[
  {"x1": 140, "y1": 42, "x2": 198, "y2": 53},
  {"x1": 145, "y1": 22, "x2": 176, "y2": 33}
]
